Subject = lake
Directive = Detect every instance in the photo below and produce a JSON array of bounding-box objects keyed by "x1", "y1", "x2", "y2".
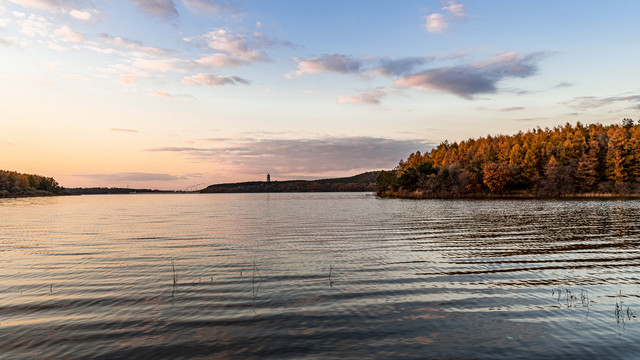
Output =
[{"x1": 1, "y1": 193, "x2": 639, "y2": 359}]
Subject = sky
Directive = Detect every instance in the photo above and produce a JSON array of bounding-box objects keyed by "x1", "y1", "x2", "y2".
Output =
[{"x1": 1, "y1": 0, "x2": 639, "y2": 190}]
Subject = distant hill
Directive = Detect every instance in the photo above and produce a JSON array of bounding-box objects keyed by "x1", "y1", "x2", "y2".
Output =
[
  {"x1": 200, "y1": 171, "x2": 380, "y2": 193},
  {"x1": 0, "y1": 170, "x2": 66, "y2": 197},
  {"x1": 64, "y1": 187, "x2": 186, "y2": 195}
]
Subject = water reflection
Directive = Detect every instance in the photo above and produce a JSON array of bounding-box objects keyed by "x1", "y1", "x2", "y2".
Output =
[{"x1": 1, "y1": 194, "x2": 640, "y2": 359}]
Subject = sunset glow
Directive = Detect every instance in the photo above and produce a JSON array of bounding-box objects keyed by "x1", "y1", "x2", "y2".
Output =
[{"x1": 1, "y1": 0, "x2": 639, "y2": 189}]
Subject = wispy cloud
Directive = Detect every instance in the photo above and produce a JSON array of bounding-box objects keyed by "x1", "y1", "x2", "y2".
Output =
[
  {"x1": 19, "y1": 13, "x2": 53, "y2": 38},
  {"x1": 515, "y1": 117, "x2": 546, "y2": 122},
  {"x1": 553, "y1": 81, "x2": 573, "y2": 89},
  {"x1": 499, "y1": 106, "x2": 525, "y2": 112},
  {"x1": 368, "y1": 56, "x2": 434, "y2": 77},
  {"x1": 73, "y1": 172, "x2": 186, "y2": 182},
  {"x1": 286, "y1": 54, "x2": 362, "y2": 78},
  {"x1": 101, "y1": 63, "x2": 147, "y2": 85},
  {"x1": 442, "y1": 1, "x2": 466, "y2": 18},
  {"x1": 182, "y1": 73, "x2": 250, "y2": 87},
  {"x1": 111, "y1": 128, "x2": 138, "y2": 133},
  {"x1": 69, "y1": 9, "x2": 99, "y2": 21},
  {"x1": 424, "y1": 1, "x2": 466, "y2": 34},
  {"x1": 337, "y1": 89, "x2": 386, "y2": 105},
  {"x1": 8, "y1": 0, "x2": 73, "y2": 13},
  {"x1": 129, "y1": 0, "x2": 178, "y2": 18},
  {"x1": 133, "y1": 58, "x2": 182, "y2": 73},
  {"x1": 98, "y1": 33, "x2": 169, "y2": 57},
  {"x1": 54, "y1": 25, "x2": 84, "y2": 42},
  {"x1": 193, "y1": 29, "x2": 270, "y2": 68},
  {"x1": 183, "y1": 0, "x2": 237, "y2": 14},
  {"x1": 395, "y1": 51, "x2": 547, "y2": 99},
  {"x1": 145, "y1": 136, "x2": 433, "y2": 175},
  {"x1": 146, "y1": 91, "x2": 194, "y2": 100},
  {"x1": 564, "y1": 94, "x2": 640, "y2": 109},
  {"x1": 287, "y1": 54, "x2": 434, "y2": 79}
]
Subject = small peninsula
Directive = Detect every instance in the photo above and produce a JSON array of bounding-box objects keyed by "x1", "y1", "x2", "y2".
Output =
[
  {"x1": 0, "y1": 170, "x2": 66, "y2": 198},
  {"x1": 201, "y1": 171, "x2": 379, "y2": 193},
  {"x1": 376, "y1": 119, "x2": 640, "y2": 199}
]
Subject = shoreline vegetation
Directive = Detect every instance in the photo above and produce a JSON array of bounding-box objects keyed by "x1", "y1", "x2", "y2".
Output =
[
  {"x1": 376, "y1": 119, "x2": 640, "y2": 199},
  {"x1": 0, "y1": 170, "x2": 66, "y2": 198}
]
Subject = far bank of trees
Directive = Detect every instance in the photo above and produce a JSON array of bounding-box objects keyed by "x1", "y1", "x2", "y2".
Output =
[
  {"x1": 377, "y1": 119, "x2": 640, "y2": 197},
  {"x1": 0, "y1": 170, "x2": 64, "y2": 197}
]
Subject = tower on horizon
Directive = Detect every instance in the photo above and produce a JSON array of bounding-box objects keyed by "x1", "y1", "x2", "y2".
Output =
[{"x1": 267, "y1": 173, "x2": 271, "y2": 182}]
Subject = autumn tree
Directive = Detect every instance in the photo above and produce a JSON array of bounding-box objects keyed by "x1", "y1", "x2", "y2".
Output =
[
  {"x1": 482, "y1": 163, "x2": 510, "y2": 193},
  {"x1": 606, "y1": 126, "x2": 628, "y2": 184}
]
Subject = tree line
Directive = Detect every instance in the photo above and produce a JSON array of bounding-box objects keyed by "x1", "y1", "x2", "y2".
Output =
[
  {"x1": 0, "y1": 170, "x2": 64, "y2": 197},
  {"x1": 376, "y1": 119, "x2": 640, "y2": 197}
]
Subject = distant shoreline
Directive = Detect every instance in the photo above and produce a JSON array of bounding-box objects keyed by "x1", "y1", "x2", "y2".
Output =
[{"x1": 0, "y1": 192, "x2": 70, "y2": 199}]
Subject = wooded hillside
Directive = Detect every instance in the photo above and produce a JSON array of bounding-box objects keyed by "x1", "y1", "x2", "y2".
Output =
[
  {"x1": 201, "y1": 171, "x2": 379, "y2": 193},
  {"x1": 377, "y1": 119, "x2": 640, "y2": 197}
]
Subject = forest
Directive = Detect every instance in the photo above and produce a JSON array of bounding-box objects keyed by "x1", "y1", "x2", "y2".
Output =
[
  {"x1": 376, "y1": 119, "x2": 640, "y2": 198},
  {"x1": 0, "y1": 170, "x2": 65, "y2": 197}
]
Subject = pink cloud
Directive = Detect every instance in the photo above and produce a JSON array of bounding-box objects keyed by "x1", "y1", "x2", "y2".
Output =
[
  {"x1": 182, "y1": 73, "x2": 249, "y2": 87},
  {"x1": 54, "y1": 25, "x2": 85, "y2": 43},
  {"x1": 337, "y1": 89, "x2": 386, "y2": 105}
]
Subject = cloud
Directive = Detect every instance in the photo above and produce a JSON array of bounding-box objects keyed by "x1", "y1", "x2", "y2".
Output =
[
  {"x1": 287, "y1": 55, "x2": 435, "y2": 79},
  {"x1": 54, "y1": 25, "x2": 84, "y2": 43},
  {"x1": 195, "y1": 53, "x2": 245, "y2": 67},
  {"x1": 499, "y1": 106, "x2": 525, "y2": 112},
  {"x1": 515, "y1": 117, "x2": 546, "y2": 122},
  {"x1": 98, "y1": 33, "x2": 168, "y2": 57},
  {"x1": 69, "y1": 9, "x2": 98, "y2": 21},
  {"x1": 0, "y1": 37, "x2": 13, "y2": 46},
  {"x1": 442, "y1": 1, "x2": 466, "y2": 18},
  {"x1": 8, "y1": 0, "x2": 72, "y2": 13},
  {"x1": 564, "y1": 94, "x2": 640, "y2": 109},
  {"x1": 146, "y1": 91, "x2": 195, "y2": 99},
  {"x1": 129, "y1": 0, "x2": 178, "y2": 17},
  {"x1": 395, "y1": 51, "x2": 546, "y2": 99},
  {"x1": 111, "y1": 128, "x2": 138, "y2": 133},
  {"x1": 101, "y1": 63, "x2": 147, "y2": 85},
  {"x1": 133, "y1": 58, "x2": 182, "y2": 73},
  {"x1": 552, "y1": 82, "x2": 573, "y2": 89},
  {"x1": 424, "y1": 1, "x2": 466, "y2": 34},
  {"x1": 73, "y1": 172, "x2": 186, "y2": 182},
  {"x1": 197, "y1": 29, "x2": 269, "y2": 66},
  {"x1": 369, "y1": 56, "x2": 434, "y2": 77},
  {"x1": 183, "y1": 0, "x2": 236, "y2": 14},
  {"x1": 182, "y1": 73, "x2": 250, "y2": 87},
  {"x1": 20, "y1": 14, "x2": 53, "y2": 38},
  {"x1": 0, "y1": 18, "x2": 10, "y2": 29},
  {"x1": 337, "y1": 89, "x2": 386, "y2": 105},
  {"x1": 425, "y1": 13, "x2": 448, "y2": 33},
  {"x1": 286, "y1": 54, "x2": 362, "y2": 78},
  {"x1": 145, "y1": 137, "x2": 433, "y2": 175}
]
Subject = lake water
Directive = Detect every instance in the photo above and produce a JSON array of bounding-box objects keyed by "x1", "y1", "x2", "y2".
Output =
[{"x1": 1, "y1": 193, "x2": 639, "y2": 359}]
